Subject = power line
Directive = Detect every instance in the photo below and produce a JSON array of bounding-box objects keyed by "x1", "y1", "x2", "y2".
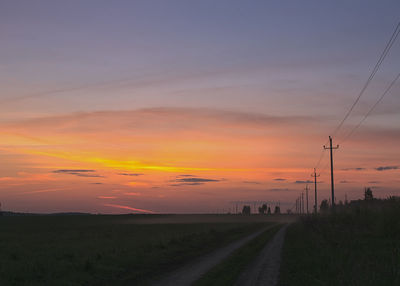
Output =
[
  {"x1": 314, "y1": 148, "x2": 326, "y2": 169},
  {"x1": 340, "y1": 72, "x2": 400, "y2": 144},
  {"x1": 332, "y1": 21, "x2": 400, "y2": 137}
]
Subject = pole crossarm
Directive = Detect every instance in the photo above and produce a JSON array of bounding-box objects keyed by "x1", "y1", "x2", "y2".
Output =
[
  {"x1": 323, "y1": 136, "x2": 339, "y2": 209},
  {"x1": 311, "y1": 168, "x2": 320, "y2": 214}
]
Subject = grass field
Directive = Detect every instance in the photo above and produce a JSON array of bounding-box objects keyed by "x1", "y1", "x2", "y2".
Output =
[
  {"x1": 0, "y1": 214, "x2": 277, "y2": 286},
  {"x1": 279, "y1": 204, "x2": 400, "y2": 286}
]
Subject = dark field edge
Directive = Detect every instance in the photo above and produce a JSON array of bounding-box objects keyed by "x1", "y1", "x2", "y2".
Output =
[
  {"x1": 278, "y1": 210, "x2": 400, "y2": 286},
  {"x1": 193, "y1": 224, "x2": 282, "y2": 286},
  {"x1": 0, "y1": 217, "x2": 272, "y2": 286}
]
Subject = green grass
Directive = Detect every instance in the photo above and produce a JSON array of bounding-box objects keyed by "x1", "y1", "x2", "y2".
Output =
[
  {"x1": 194, "y1": 224, "x2": 281, "y2": 286},
  {"x1": 279, "y1": 206, "x2": 400, "y2": 286},
  {"x1": 0, "y1": 215, "x2": 270, "y2": 286}
]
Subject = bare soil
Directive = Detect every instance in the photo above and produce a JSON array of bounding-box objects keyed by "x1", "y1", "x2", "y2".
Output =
[{"x1": 234, "y1": 224, "x2": 288, "y2": 286}]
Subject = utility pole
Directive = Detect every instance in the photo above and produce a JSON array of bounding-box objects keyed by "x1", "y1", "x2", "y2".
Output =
[
  {"x1": 305, "y1": 185, "x2": 309, "y2": 214},
  {"x1": 324, "y1": 136, "x2": 339, "y2": 210},
  {"x1": 298, "y1": 196, "x2": 300, "y2": 214},
  {"x1": 311, "y1": 168, "x2": 320, "y2": 214},
  {"x1": 301, "y1": 192, "x2": 304, "y2": 214}
]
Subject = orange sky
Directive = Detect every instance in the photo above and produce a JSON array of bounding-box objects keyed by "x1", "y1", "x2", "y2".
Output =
[
  {"x1": 0, "y1": 108, "x2": 399, "y2": 213},
  {"x1": 1, "y1": 1, "x2": 399, "y2": 213}
]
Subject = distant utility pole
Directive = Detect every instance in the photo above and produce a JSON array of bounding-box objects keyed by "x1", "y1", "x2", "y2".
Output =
[
  {"x1": 305, "y1": 185, "x2": 309, "y2": 214},
  {"x1": 298, "y1": 196, "x2": 300, "y2": 214},
  {"x1": 311, "y1": 168, "x2": 320, "y2": 214},
  {"x1": 301, "y1": 192, "x2": 304, "y2": 214},
  {"x1": 297, "y1": 198, "x2": 299, "y2": 214},
  {"x1": 324, "y1": 136, "x2": 339, "y2": 210}
]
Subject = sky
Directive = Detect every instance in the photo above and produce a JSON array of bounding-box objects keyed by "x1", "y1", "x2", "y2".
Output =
[{"x1": 0, "y1": 0, "x2": 399, "y2": 214}]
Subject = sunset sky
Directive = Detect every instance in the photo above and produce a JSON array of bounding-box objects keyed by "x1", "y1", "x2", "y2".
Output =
[{"x1": 1, "y1": 0, "x2": 399, "y2": 214}]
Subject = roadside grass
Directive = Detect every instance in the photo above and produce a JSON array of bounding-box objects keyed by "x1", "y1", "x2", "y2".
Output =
[
  {"x1": 279, "y1": 206, "x2": 400, "y2": 286},
  {"x1": 0, "y1": 215, "x2": 270, "y2": 286},
  {"x1": 194, "y1": 224, "x2": 281, "y2": 286}
]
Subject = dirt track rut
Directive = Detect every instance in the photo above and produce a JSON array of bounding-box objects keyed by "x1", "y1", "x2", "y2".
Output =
[
  {"x1": 234, "y1": 224, "x2": 288, "y2": 286},
  {"x1": 151, "y1": 225, "x2": 274, "y2": 286}
]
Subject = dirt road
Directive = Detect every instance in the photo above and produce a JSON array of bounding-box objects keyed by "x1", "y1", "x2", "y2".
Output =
[
  {"x1": 234, "y1": 224, "x2": 288, "y2": 286},
  {"x1": 151, "y1": 225, "x2": 275, "y2": 286}
]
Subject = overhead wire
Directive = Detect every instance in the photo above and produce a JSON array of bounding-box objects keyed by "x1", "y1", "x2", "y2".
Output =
[
  {"x1": 339, "y1": 72, "x2": 400, "y2": 144},
  {"x1": 312, "y1": 20, "x2": 400, "y2": 172},
  {"x1": 332, "y1": 21, "x2": 400, "y2": 138}
]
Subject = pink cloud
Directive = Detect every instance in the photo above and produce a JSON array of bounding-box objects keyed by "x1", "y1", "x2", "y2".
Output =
[
  {"x1": 97, "y1": 196, "x2": 117, "y2": 199},
  {"x1": 103, "y1": 203, "x2": 155, "y2": 214}
]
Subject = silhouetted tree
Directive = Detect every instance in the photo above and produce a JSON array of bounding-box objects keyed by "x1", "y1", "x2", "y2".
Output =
[
  {"x1": 320, "y1": 199, "x2": 329, "y2": 213},
  {"x1": 274, "y1": 205, "x2": 280, "y2": 214},
  {"x1": 258, "y1": 204, "x2": 267, "y2": 214},
  {"x1": 364, "y1": 187, "x2": 374, "y2": 201},
  {"x1": 267, "y1": 207, "x2": 271, "y2": 215},
  {"x1": 242, "y1": 205, "x2": 251, "y2": 215}
]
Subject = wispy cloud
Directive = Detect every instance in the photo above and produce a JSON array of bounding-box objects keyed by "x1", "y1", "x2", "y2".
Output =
[
  {"x1": 170, "y1": 182, "x2": 204, "y2": 186},
  {"x1": 117, "y1": 173, "x2": 144, "y2": 177},
  {"x1": 341, "y1": 167, "x2": 365, "y2": 171},
  {"x1": 103, "y1": 203, "x2": 155, "y2": 214},
  {"x1": 176, "y1": 177, "x2": 220, "y2": 183},
  {"x1": 53, "y1": 169, "x2": 104, "y2": 178},
  {"x1": 22, "y1": 188, "x2": 65, "y2": 194},
  {"x1": 375, "y1": 166, "x2": 399, "y2": 171},
  {"x1": 123, "y1": 192, "x2": 141, "y2": 196},
  {"x1": 242, "y1": 181, "x2": 261, "y2": 184},
  {"x1": 268, "y1": 188, "x2": 291, "y2": 192},
  {"x1": 170, "y1": 176, "x2": 221, "y2": 186},
  {"x1": 97, "y1": 196, "x2": 117, "y2": 199},
  {"x1": 294, "y1": 180, "x2": 313, "y2": 184}
]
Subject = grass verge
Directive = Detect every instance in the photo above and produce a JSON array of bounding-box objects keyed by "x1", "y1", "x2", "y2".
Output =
[
  {"x1": 0, "y1": 215, "x2": 271, "y2": 286},
  {"x1": 279, "y1": 207, "x2": 400, "y2": 286},
  {"x1": 194, "y1": 224, "x2": 281, "y2": 286}
]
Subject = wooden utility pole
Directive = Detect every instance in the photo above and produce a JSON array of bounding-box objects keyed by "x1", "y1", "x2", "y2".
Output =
[
  {"x1": 311, "y1": 168, "x2": 320, "y2": 214},
  {"x1": 305, "y1": 185, "x2": 309, "y2": 214},
  {"x1": 301, "y1": 192, "x2": 304, "y2": 214},
  {"x1": 324, "y1": 136, "x2": 339, "y2": 210}
]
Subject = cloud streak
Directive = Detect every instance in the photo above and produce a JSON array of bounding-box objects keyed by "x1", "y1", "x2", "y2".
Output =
[
  {"x1": 375, "y1": 166, "x2": 399, "y2": 171},
  {"x1": 53, "y1": 169, "x2": 104, "y2": 178},
  {"x1": 103, "y1": 203, "x2": 155, "y2": 214},
  {"x1": 341, "y1": 167, "x2": 365, "y2": 171},
  {"x1": 294, "y1": 180, "x2": 313, "y2": 184}
]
